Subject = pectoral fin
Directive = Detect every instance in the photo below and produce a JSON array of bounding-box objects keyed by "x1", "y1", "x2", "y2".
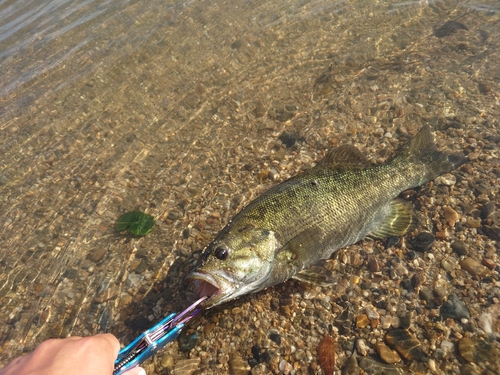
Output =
[
  {"x1": 370, "y1": 199, "x2": 415, "y2": 239},
  {"x1": 293, "y1": 262, "x2": 335, "y2": 286}
]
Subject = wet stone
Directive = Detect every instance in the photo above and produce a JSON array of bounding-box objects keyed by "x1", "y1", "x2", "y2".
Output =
[
  {"x1": 458, "y1": 337, "x2": 498, "y2": 364},
  {"x1": 443, "y1": 206, "x2": 459, "y2": 227},
  {"x1": 367, "y1": 256, "x2": 380, "y2": 272},
  {"x1": 269, "y1": 332, "x2": 281, "y2": 345},
  {"x1": 410, "y1": 232, "x2": 435, "y2": 252},
  {"x1": 481, "y1": 201, "x2": 495, "y2": 219},
  {"x1": 178, "y1": 330, "x2": 201, "y2": 352},
  {"x1": 278, "y1": 130, "x2": 299, "y2": 148},
  {"x1": 359, "y1": 356, "x2": 403, "y2": 375},
  {"x1": 356, "y1": 339, "x2": 370, "y2": 356},
  {"x1": 87, "y1": 248, "x2": 106, "y2": 263},
  {"x1": 229, "y1": 353, "x2": 250, "y2": 375},
  {"x1": 160, "y1": 353, "x2": 175, "y2": 368},
  {"x1": 376, "y1": 342, "x2": 401, "y2": 364},
  {"x1": 133, "y1": 259, "x2": 148, "y2": 274},
  {"x1": 440, "y1": 293, "x2": 470, "y2": 320},
  {"x1": 356, "y1": 314, "x2": 370, "y2": 329},
  {"x1": 434, "y1": 20, "x2": 468, "y2": 38},
  {"x1": 172, "y1": 358, "x2": 201, "y2": 375},
  {"x1": 336, "y1": 307, "x2": 355, "y2": 335},
  {"x1": 459, "y1": 257, "x2": 489, "y2": 279},
  {"x1": 385, "y1": 329, "x2": 426, "y2": 361},
  {"x1": 342, "y1": 355, "x2": 360, "y2": 375},
  {"x1": 451, "y1": 240, "x2": 469, "y2": 256},
  {"x1": 483, "y1": 225, "x2": 500, "y2": 241},
  {"x1": 126, "y1": 273, "x2": 144, "y2": 288}
]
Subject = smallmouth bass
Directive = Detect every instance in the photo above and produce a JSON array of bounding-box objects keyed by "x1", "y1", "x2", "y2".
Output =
[{"x1": 187, "y1": 126, "x2": 465, "y2": 308}]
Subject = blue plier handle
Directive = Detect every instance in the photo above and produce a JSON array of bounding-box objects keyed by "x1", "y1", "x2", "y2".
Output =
[{"x1": 113, "y1": 297, "x2": 207, "y2": 375}]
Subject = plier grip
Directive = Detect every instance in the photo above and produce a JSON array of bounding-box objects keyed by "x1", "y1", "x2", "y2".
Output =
[{"x1": 113, "y1": 296, "x2": 207, "y2": 375}]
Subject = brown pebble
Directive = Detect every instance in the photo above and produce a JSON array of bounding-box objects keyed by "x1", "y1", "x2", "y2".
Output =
[
  {"x1": 229, "y1": 353, "x2": 250, "y2": 375},
  {"x1": 482, "y1": 258, "x2": 497, "y2": 270},
  {"x1": 367, "y1": 256, "x2": 380, "y2": 272},
  {"x1": 172, "y1": 358, "x2": 201, "y2": 375},
  {"x1": 385, "y1": 329, "x2": 426, "y2": 361},
  {"x1": 203, "y1": 322, "x2": 214, "y2": 335},
  {"x1": 459, "y1": 257, "x2": 490, "y2": 279},
  {"x1": 443, "y1": 206, "x2": 459, "y2": 227},
  {"x1": 452, "y1": 240, "x2": 469, "y2": 256},
  {"x1": 87, "y1": 248, "x2": 106, "y2": 263},
  {"x1": 376, "y1": 341, "x2": 401, "y2": 364},
  {"x1": 370, "y1": 319, "x2": 380, "y2": 329},
  {"x1": 458, "y1": 337, "x2": 498, "y2": 363},
  {"x1": 356, "y1": 314, "x2": 370, "y2": 329},
  {"x1": 317, "y1": 336, "x2": 335, "y2": 375},
  {"x1": 94, "y1": 285, "x2": 119, "y2": 303},
  {"x1": 466, "y1": 218, "x2": 481, "y2": 228}
]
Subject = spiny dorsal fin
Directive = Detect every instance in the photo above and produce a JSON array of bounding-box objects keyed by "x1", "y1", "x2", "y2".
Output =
[{"x1": 321, "y1": 144, "x2": 370, "y2": 170}]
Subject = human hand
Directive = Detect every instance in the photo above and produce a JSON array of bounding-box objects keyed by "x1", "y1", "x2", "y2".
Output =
[{"x1": 0, "y1": 334, "x2": 145, "y2": 375}]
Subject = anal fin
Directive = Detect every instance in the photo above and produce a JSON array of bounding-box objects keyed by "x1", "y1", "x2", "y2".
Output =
[{"x1": 370, "y1": 199, "x2": 415, "y2": 239}]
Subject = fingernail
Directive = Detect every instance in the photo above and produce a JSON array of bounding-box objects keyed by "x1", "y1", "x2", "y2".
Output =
[{"x1": 137, "y1": 369, "x2": 146, "y2": 375}]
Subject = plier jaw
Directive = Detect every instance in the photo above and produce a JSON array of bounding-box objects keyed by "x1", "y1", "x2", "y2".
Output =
[{"x1": 113, "y1": 296, "x2": 207, "y2": 375}]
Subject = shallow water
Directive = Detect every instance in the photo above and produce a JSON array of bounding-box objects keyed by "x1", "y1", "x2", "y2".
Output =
[{"x1": 1, "y1": 0, "x2": 499, "y2": 372}]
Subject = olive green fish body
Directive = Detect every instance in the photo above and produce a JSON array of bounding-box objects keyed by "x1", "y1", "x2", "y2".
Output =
[{"x1": 187, "y1": 126, "x2": 465, "y2": 308}]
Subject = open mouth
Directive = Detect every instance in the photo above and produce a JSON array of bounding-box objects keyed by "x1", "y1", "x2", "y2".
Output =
[{"x1": 187, "y1": 271, "x2": 222, "y2": 301}]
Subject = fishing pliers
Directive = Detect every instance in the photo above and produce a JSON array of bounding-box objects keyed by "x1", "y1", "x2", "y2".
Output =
[{"x1": 113, "y1": 296, "x2": 207, "y2": 375}]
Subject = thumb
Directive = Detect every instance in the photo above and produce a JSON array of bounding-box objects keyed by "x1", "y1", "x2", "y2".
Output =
[{"x1": 121, "y1": 367, "x2": 146, "y2": 375}]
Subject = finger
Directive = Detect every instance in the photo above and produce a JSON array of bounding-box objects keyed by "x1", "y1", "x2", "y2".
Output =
[{"x1": 122, "y1": 366, "x2": 146, "y2": 375}]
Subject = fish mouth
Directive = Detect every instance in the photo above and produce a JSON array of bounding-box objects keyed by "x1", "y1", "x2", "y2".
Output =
[{"x1": 186, "y1": 271, "x2": 224, "y2": 306}]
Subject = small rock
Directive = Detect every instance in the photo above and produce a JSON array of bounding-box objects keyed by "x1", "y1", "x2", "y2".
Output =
[
  {"x1": 126, "y1": 273, "x2": 144, "y2": 288},
  {"x1": 356, "y1": 339, "x2": 370, "y2": 356},
  {"x1": 466, "y1": 218, "x2": 481, "y2": 228},
  {"x1": 459, "y1": 257, "x2": 489, "y2": 279},
  {"x1": 269, "y1": 332, "x2": 281, "y2": 345},
  {"x1": 385, "y1": 329, "x2": 426, "y2": 361},
  {"x1": 381, "y1": 316, "x2": 392, "y2": 329},
  {"x1": 478, "y1": 313, "x2": 493, "y2": 334},
  {"x1": 268, "y1": 169, "x2": 279, "y2": 181},
  {"x1": 178, "y1": 331, "x2": 201, "y2": 352},
  {"x1": 440, "y1": 294, "x2": 470, "y2": 320},
  {"x1": 356, "y1": 314, "x2": 370, "y2": 329},
  {"x1": 160, "y1": 353, "x2": 175, "y2": 368},
  {"x1": 87, "y1": 248, "x2": 107, "y2": 263},
  {"x1": 367, "y1": 256, "x2": 380, "y2": 272},
  {"x1": 376, "y1": 342, "x2": 401, "y2": 364},
  {"x1": 229, "y1": 353, "x2": 250, "y2": 375},
  {"x1": 365, "y1": 306, "x2": 380, "y2": 320},
  {"x1": 278, "y1": 130, "x2": 299, "y2": 148},
  {"x1": 359, "y1": 356, "x2": 404, "y2": 375},
  {"x1": 482, "y1": 258, "x2": 497, "y2": 270},
  {"x1": 483, "y1": 225, "x2": 500, "y2": 241},
  {"x1": 443, "y1": 206, "x2": 459, "y2": 227},
  {"x1": 172, "y1": 358, "x2": 201, "y2": 375},
  {"x1": 458, "y1": 337, "x2": 498, "y2": 364},
  {"x1": 94, "y1": 285, "x2": 119, "y2": 303},
  {"x1": 481, "y1": 201, "x2": 495, "y2": 219},
  {"x1": 451, "y1": 241, "x2": 469, "y2": 256},
  {"x1": 410, "y1": 232, "x2": 435, "y2": 252},
  {"x1": 278, "y1": 359, "x2": 293, "y2": 374},
  {"x1": 342, "y1": 355, "x2": 360, "y2": 375}
]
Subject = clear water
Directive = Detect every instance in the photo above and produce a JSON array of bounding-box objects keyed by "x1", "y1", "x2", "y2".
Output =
[{"x1": 0, "y1": 0, "x2": 499, "y2": 372}]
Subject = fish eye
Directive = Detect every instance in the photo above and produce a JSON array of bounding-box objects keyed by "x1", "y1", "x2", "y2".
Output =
[{"x1": 214, "y1": 246, "x2": 229, "y2": 260}]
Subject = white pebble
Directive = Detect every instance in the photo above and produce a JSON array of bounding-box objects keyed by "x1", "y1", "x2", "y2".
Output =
[
  {"x1": 356, "y1": 339, "x2": 370, "y2": 356},
  {"x1": 479, "y1": 312, "x2": 493, "y2": 334}
]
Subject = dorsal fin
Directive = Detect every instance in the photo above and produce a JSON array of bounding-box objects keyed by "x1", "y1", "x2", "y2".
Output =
[{"x1": 321, "y1": 144, "x2": 370, "y2": 170}]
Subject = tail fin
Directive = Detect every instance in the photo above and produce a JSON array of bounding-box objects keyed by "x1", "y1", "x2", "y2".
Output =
[{"x1": 402, "y1": 125, "x2": 466, "y2": 185}]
